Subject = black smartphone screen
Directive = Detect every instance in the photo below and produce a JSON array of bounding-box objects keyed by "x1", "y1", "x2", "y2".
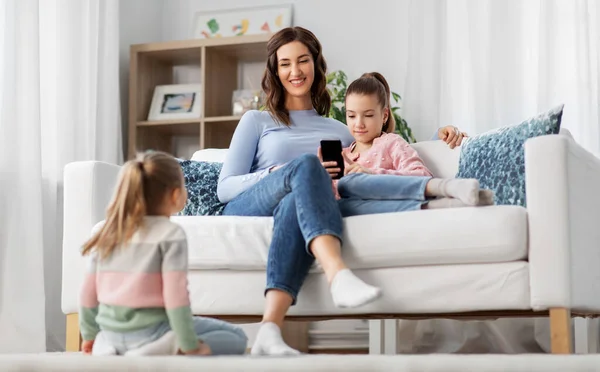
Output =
[{"x1": 320, "y1": 140, "x2": 344, "y2": 180}]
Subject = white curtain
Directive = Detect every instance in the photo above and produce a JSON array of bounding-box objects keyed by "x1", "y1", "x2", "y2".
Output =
[
  {"x1": 403, "y1": 0, "x2": 600, "y2": 156},
  {"x1": 0, "y1": 0, "x2": 121, "y2": 352},
  {"x1": 392, "y1": 0, "x2": 600, "y2": 354}
]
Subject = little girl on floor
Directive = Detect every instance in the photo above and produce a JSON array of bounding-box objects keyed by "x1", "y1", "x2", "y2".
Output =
[
  {"x1": 78, "y1": 151, "x2": 247, "y2": 356},
  {"x1": 323, "y1": 72, "x2": 494, "y2": 211}
]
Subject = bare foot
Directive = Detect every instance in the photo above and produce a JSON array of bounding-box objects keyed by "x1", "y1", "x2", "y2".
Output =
[{"x1": 180, "y1": 341, "x2": 212, "y2": 356}]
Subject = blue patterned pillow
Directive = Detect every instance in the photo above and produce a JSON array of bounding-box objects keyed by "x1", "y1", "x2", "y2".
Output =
[
  {"x1": 456, "y1": 104, "x2": 564, "y2": 207},
  {"x1": 177, "y1": 160, "x2": 225, "y2": 216}
]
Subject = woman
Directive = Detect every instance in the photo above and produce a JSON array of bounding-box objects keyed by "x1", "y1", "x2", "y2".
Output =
[{"x1": 217, "y1": 26, "x2": 466, "y2": 356}]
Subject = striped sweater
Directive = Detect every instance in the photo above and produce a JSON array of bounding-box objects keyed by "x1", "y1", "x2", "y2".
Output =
[{"x1": 78, "y1": 216, "x2": 198, "y2": 352}]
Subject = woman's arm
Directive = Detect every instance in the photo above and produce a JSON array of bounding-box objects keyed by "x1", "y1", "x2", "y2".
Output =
[
  {"x1": 432, "y1": 126, "x2": 468, "y2": 149},
  {"x1": 217, "y1": 111, "x2": 267, "y2": 203}
]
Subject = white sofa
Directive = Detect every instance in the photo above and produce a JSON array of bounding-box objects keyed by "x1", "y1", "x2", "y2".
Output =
[{"x1": 62, "y1": 130, "x2": 600, "y2": 354}]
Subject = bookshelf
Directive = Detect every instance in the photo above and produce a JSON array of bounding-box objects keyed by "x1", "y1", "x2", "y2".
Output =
[{"x1": 127, "y1": 34, "x2": 271, "y2": 159}]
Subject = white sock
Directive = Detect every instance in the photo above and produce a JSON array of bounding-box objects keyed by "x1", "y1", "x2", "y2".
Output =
[
  {"x1": 425, "y1": 197, "x2": 469, "y2": 209},
  {"x1": 428, "y1": 178, "x2": 480, "y2": 205},
  {"x1": 330, "y1": 269, "x2": 382, "y2": 308},
  {"x1": 124, "y1": 331, "x2": 178, "y2": 356},
  {"x1": 426, "y1": 190, "x2": 495, "y2": 209},
  {"x1": 478, "y1": 189, "x2": 495, "y2": 206},
  {"x1": 251, "y1": 322, "x2": 300, "y2": 356}
]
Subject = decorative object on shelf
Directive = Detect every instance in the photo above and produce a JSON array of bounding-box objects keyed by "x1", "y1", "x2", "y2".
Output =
[
  {"x1": 326, "y1": 70, "x2": 416, "y2": 143},
  {"x1": 192, "y1": 4, "x2": 292, "y2": 39},
  {"x1": 147, "y1": 84, "x2": 202, "y2": 121},
  {"x1": 232, "y1": 89, "x2": 264, "y2": 116}
]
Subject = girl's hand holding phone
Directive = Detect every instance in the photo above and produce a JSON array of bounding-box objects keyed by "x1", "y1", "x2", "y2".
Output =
[{"x1": 317, "y1": 147, "x2": 341, "y2": 178}]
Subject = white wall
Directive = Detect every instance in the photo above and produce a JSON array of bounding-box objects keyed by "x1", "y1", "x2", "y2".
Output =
[
  {"x1": 160, "y1": 0, "x2": 429, "y2": 140},
  {"x1": 119, "y1": 0, "x2": 165, "y2": 159}
]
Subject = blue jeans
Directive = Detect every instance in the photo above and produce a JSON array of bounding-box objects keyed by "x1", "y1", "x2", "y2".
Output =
[
  {"x1": 99, "y1": 317, "x2": 247, "y2": 355},
  {"x1": 337, "y1": 173, "x2": 431, "y2": 217},
  {"x1": 223, "y1": 154, "x2": 343, "y2": 303}
]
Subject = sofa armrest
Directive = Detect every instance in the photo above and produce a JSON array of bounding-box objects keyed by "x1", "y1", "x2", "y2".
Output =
[
  {"x1": 526, "y1": 135, "x2": 600, "y2": 312},
  {"x1": 61, "y1": 161, "x2": 120, "y2": 314}
]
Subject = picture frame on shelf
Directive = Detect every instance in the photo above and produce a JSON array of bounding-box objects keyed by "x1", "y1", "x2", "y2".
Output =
[
  {"x1": 148, "y1": 84, "x2": 202, "y2": 121},
  {"x1": 192, "y1": 4, "x2": 293, "y2": 39}
]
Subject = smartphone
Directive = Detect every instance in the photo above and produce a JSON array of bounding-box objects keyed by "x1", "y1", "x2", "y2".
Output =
[{"x1": 320, "y1": 140, "x2": 344, "y2": 180}]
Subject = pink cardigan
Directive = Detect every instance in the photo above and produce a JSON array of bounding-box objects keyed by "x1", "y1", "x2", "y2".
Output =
[{"x1": 332, "y1": 132, "x2": 433, "y2": 199}]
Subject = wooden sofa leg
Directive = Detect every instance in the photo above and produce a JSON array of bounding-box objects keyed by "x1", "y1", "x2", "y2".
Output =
[
  {"x1": 66, "y1": 313, "x2": 82, "y2": 352},
  {"x1": 281, "y1": 321, "x2": 310, "y2": 353},
  {"x1": 550, "y1": 308, "x2": 572, "y2": 354}
]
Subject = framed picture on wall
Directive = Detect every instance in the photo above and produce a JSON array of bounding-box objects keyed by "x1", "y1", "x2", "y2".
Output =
[
  {"x1": 192, "y1": 4, "x2": 293, "y2": 39},
  {"x1": 147, "y1": 84, "x2": 202, "y2": 121}
]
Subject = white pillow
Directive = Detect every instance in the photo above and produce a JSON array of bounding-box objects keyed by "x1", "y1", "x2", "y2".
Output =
[{"x1": 191, "y1": 148, "x2": 229, "y2": 163}]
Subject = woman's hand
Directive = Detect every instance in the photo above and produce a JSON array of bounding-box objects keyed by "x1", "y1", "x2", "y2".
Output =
[
  {"x1": 438, "y1": 126, "x2": 468, "y2": 149},
  {"x1": 342, "y1": 152, "x2": 372, "y2": 175},
  {"x1": 317, "y1": 147, "x2": 342, "y2": 178}
]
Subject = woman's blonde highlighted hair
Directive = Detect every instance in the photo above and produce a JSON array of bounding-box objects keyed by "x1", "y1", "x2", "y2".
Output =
[{"x1": 82, "y1": 151, "x2": 183, "y2": 259}]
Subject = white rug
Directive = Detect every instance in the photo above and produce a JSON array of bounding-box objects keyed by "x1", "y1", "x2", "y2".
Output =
[{"x1": 1, "y1": 353, "x2": 599, "y2": 371}]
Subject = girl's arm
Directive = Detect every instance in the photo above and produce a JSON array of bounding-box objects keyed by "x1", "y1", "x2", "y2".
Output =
[
  {"x1": 217, "y1": 111, "x2": 268, "y2": 203},
  {"x1": 79, "y1": 254, "x2": 100, "y2": 352},
  {"x1": 370, "y1": 135, "x2": 433, "y2": 177},
  {"x1": 161, "y1": 235, "x2": 199, "y2": 353}
]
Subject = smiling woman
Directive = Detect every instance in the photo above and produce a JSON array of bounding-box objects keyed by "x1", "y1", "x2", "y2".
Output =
[
  {"x1": 215, "y1": 26, "x2": 468, "y2": 357},
  {"x1": 217, "y1": 27, "x2": 382, "y2": 356},
  {"x1": 260, "y1": 28, "x2": 330, "y2": 126}
]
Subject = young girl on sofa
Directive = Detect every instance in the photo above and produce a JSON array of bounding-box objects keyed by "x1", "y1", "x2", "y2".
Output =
[
  {"x1": 78, "y1": 151, "x2": 247, "y2": 356},
  {"x1": 325, "y1": 72, "x2": 494, "y2": 215}
]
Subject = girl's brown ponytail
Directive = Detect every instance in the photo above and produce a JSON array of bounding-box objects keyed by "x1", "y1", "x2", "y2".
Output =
[
  {"x1": 82, "y1": 151, "x2": 183, "y2": 259},
  {"x1": 346, "y1": 72, "x2": 397, "y2": 133}
]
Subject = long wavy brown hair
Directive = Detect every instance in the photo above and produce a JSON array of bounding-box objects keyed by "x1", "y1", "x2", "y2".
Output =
[
  {"x1": 81, "y1": 151, "x2": 184, "y2": 259},
  {"x1": 345, "y1": 72, "x2": 397, "y2": 133},
  {"x1": 261, "y1": 26, "x2": 331, "y2": 126}
]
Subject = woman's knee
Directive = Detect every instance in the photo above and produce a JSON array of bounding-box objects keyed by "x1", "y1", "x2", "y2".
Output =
[
  {"x1": 289, "y1": 153, "x2": 328, "y2": 181},
  {"x1": 294, "y1": 153, "x2": 322, "y2": 170}
]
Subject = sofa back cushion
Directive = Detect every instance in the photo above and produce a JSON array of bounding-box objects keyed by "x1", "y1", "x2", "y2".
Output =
[
  {"x1": 410, "y1": 141, "x2": 461, "y2": 178},
  {"x1": 190, "y1": 143, "x2": 462, "y2": 178},
  {"x1": 191, "y1": 148, "x2": 229, "y2": 163},
  {"x1": 189, "y1": 127, "x2": 573, "y2": 180}
]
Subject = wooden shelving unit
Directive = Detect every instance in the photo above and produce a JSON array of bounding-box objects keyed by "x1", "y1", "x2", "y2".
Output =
[{"x1": 127, "y1": 34, "x2": 270, "y2": 159}]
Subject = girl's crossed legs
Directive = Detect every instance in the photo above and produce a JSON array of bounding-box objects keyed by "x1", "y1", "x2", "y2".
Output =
[{"x1": 93, "y1": 316, "x2": 248, "y2": 356}]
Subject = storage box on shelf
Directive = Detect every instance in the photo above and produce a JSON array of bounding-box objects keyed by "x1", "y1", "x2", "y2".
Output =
[{"x1": 128, "y1": 34, "x2": 270, "y2": 159}]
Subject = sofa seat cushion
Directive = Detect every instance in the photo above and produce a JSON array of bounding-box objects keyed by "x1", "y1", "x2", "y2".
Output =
[{"x1": 172, "y1": 205, "x2": 527, "y2": 271}]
